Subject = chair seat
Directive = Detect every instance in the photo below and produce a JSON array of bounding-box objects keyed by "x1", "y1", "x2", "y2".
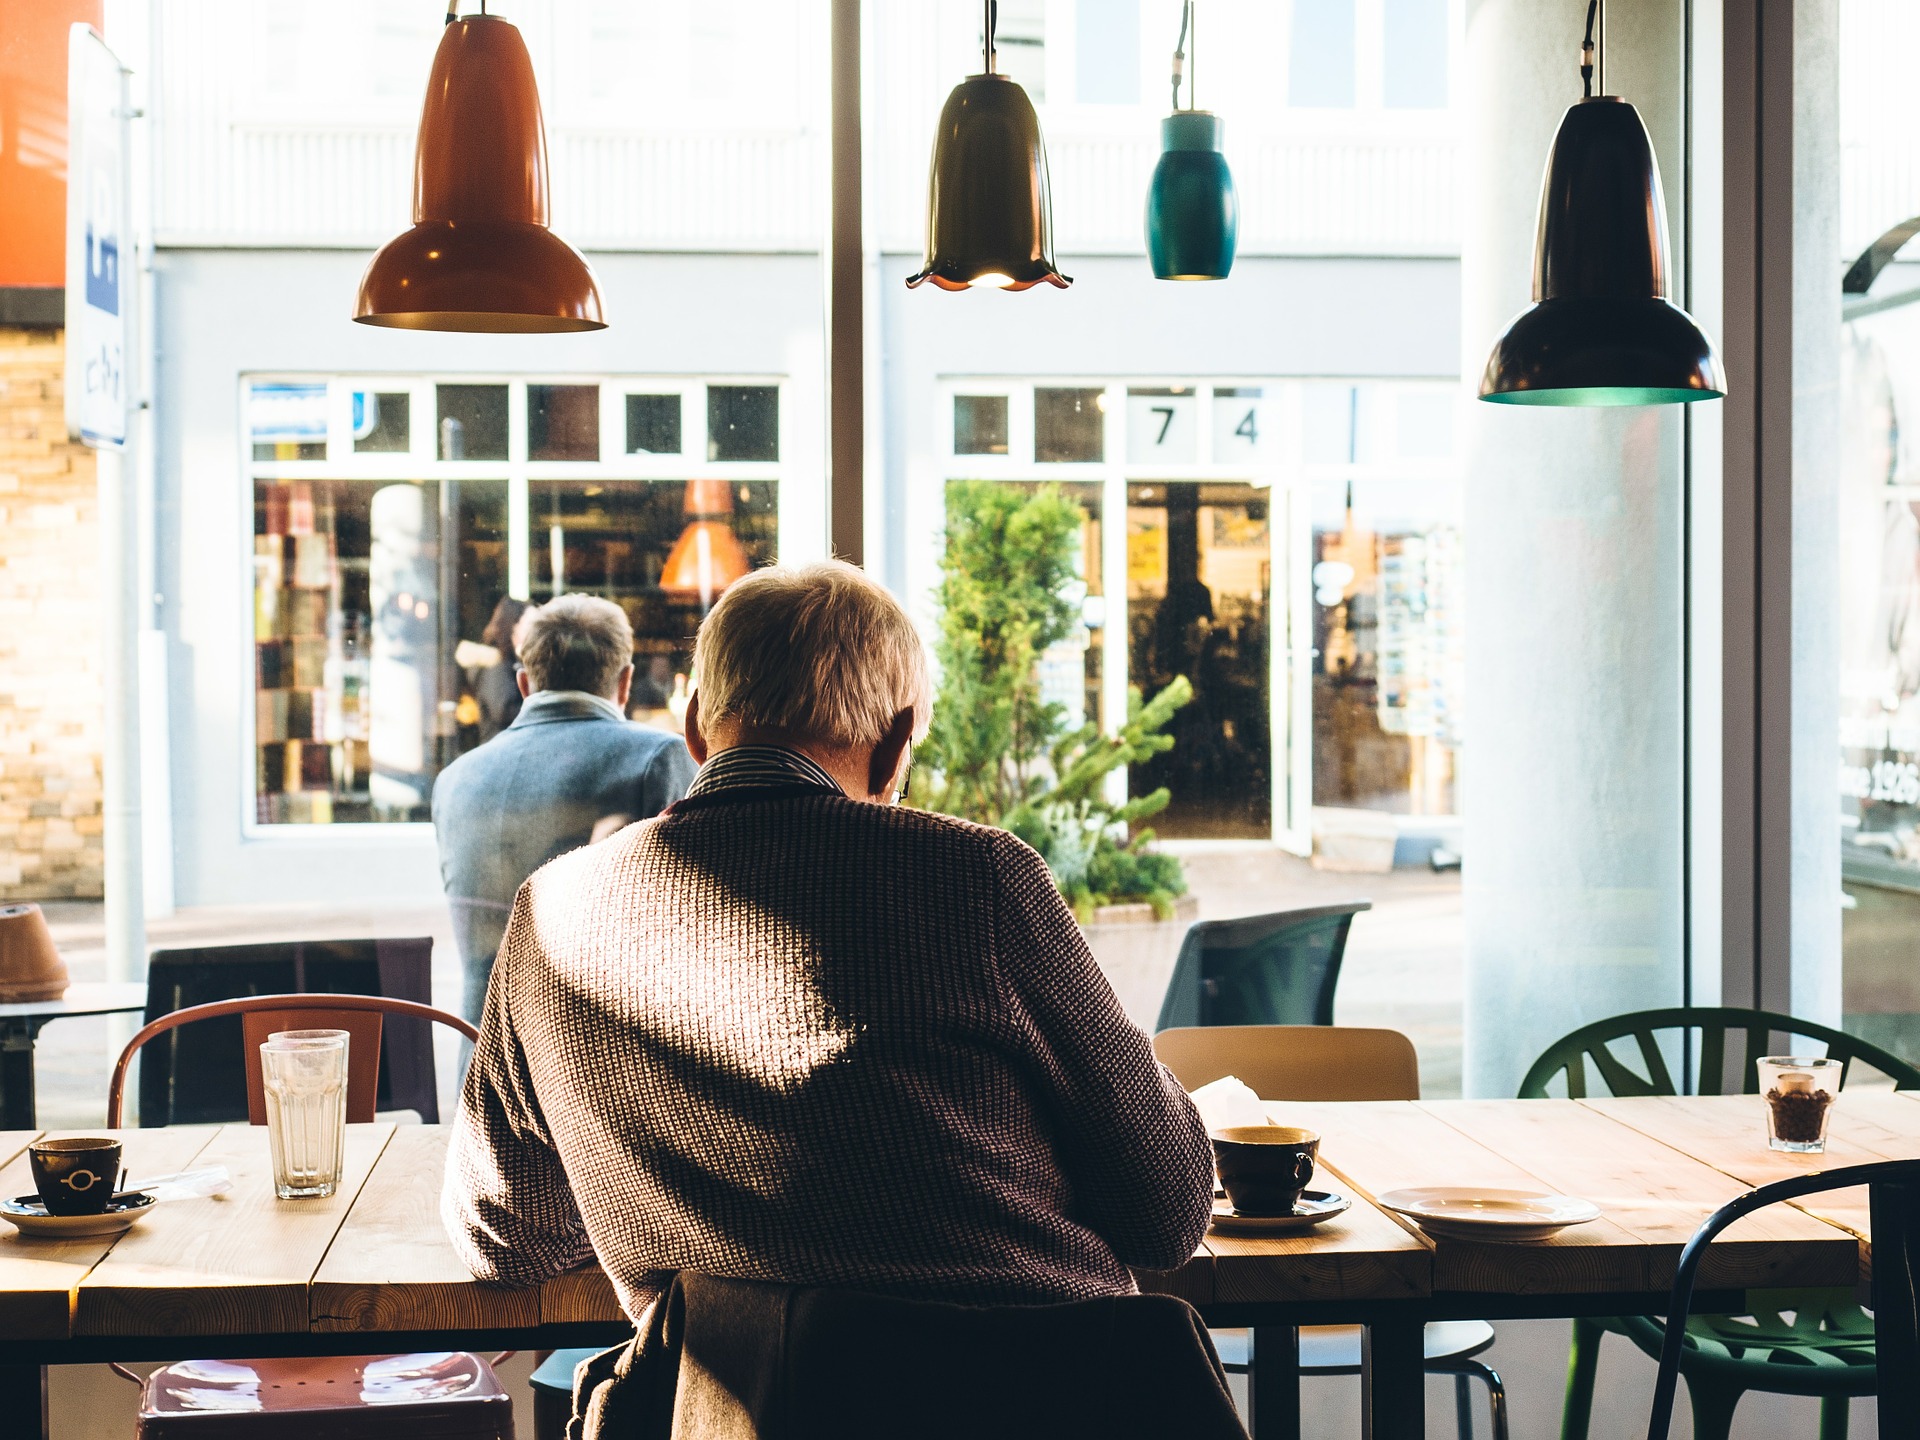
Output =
[
  {"x1": 136, "y1": 1353, "x2": 511, "y2": 1439},
  {"x1": 1212, "y1": 1320, "x2": 1495, "y2": 1374}
]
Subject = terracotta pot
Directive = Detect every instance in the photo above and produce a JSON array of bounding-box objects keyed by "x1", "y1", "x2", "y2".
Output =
[
  {"x1": 1078, "y1": 894, "x2": 1200, "y2": 1031},
  {"x1": 0, "y1": 904, "x2": 70, "y2": 1003}
]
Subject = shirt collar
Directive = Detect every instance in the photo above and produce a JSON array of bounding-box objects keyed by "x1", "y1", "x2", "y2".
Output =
[
  {"x1": 687, "y1": 744, "x2": 845, "y2": 799},
  {"x1": 520, "y1": 689, "x2": 628, "y2": 724}
]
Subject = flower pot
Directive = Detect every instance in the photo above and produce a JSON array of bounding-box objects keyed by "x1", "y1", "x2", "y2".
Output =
[{"x1": 1078, "y1": 894, "x2": 1200, "y2": 1031}]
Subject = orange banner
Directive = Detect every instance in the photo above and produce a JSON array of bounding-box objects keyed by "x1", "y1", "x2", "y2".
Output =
[{"x1": 0, "y1": 2, "x2": 105, "y2": 289}]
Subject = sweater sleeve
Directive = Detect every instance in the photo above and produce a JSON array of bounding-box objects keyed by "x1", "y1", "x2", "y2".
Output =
[
  {"x1": 441, "y1": 886, "x2": 597, "y2": 1286},
  {"x1": 988, "y1": 830, "x2": 1214, "y2": 1271}
]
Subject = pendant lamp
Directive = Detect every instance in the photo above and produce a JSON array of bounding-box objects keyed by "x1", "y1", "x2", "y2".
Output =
[
  {"x1": 660, "y1": 479, "x2": 751, "y2": 611},
  {"x1": 1479, "y1": 0, "x2": 1723, "y2": 405},
  {"x1": 355, "y1": 4, "x2": 605, "y2": 333},
  {"x1": 907, "y1": 0, "x2": 1070, "y2": 291},
  {"x1": 1146, "y1": 2, "x2": 1236, "y2": 281}
]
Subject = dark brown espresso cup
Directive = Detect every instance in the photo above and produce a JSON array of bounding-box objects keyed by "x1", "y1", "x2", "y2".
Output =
[
  {"x1": 30, "y1": 1137, "x2": 122, "y2": 1216},
  {"x1": 1211, "y1": 1125, "x2": 1319, "y2": 1217}
]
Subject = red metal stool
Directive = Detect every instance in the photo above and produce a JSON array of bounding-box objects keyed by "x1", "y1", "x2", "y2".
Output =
[{"x1": 133, "y1": 1353, "x2": 513, "y2": 1438}]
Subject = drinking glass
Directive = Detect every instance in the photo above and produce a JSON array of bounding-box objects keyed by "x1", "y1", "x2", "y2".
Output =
[
  {"x1": 1757, "y1": 1056, "x2": 1842, "y2": 1153},
  {"x1": 261, "y1": 1029, "x2": 349, "y2": 1198}
]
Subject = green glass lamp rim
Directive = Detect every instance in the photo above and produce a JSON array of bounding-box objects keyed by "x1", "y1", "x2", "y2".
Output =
[{"x1": 1479, "y1": 385, "x2": 1726, "y2": 407}]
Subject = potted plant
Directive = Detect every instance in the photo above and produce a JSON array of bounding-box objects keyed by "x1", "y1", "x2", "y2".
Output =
[{"x1": 914, "y1": 481, "x2": 1198, "y2": 1024}]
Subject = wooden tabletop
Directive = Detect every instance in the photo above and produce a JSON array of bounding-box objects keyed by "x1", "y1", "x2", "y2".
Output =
[{"x1": 0, "y1": 1096, "x2": 1913, "y2": 1347}]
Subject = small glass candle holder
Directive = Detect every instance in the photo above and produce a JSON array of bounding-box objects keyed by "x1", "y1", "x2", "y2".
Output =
[{"x1": 1757, "y1": 1056, "x2": 1842, "y2": 1153}]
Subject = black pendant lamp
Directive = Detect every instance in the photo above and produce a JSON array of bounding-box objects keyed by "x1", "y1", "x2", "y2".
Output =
[
  {"x1": 1145, "y1": 1, "x2": 1237, "y2": 281},
  {"x1": 907, "y1": 0, "x2": 1070, "y2": 291},
  {"x1": 1479, "y1": 0, "x2": 1723, "y2": 406}
]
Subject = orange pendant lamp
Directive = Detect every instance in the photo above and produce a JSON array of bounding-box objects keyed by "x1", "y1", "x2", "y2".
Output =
[
  {"x1": 659, "y1": 479, "x2": 751, "y2": 611},
  {"x1": 355, "y1": 4, "x2": 605, "y2": 333}
]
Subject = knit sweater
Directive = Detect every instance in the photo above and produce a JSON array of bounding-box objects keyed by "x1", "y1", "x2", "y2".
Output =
[{"x1": 441, "y1": 784, "x2": 1215, "y2": 1313}]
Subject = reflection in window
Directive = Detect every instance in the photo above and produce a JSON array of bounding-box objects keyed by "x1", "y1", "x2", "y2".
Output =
[
  {"x1": 253, "y1": 477, "x2": 509, "y2": 824},
  {"x1": 954, "y1": 395, "x2": 1009, "y2": 455},
  {"x1": 531, "y1": 480, "x2": 778, "y2": 727},
  {"x1": 1384, "y1": 0, "x2": 1449, "y2": 109},
  {"x1": 707, "y1": 385, "x2": 779, "y2": 461},
  {"x1": 528, "y1": 385, "x2": 600, "y2": 462},
  {"x1": 1036, "y1": 387, "x2": 1105, "y2": 463},
  {"x1": 436, "y1": 384, "x2": 510, "y2": 461},
  {"x1": 1076, "y1": 0, "x2": 1139, "y2": 105},
  {"x1": 626, "y1": 394, "x2": 682, "y2": 455},
  {"x1": 353, "y1": 391, "x2": 411, "y2": 454},
  {"x1": 249, "y1": 382, "x2": 327, "y2": 462},
  {"x1": 1289, "y1": 0, "x2": 1355, "y2": 108}
]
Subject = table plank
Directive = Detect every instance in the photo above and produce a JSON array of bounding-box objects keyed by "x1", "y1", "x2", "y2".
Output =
[
  {"x1": 75, "y1": 1123, "x2": 394, "y2": 1337},
  {"x1": 0, "y1": 1127, "x2": 218, "y2": 1341},
  {"x1": 1427, "y1": 1100, "x2": 1858, "y2": 1291},
  {"x1": 1276, "y1": 1100, "x2": 1655, "y2": 1295},
  {"x1": 1201, "y1": 1189, "x2": 1431, "y2": 1306},
  {"x1": 312, "y1": 1124, "x2": 541, "y2": 1334},
  {"x1": 541, "y1": 1263, "x2": 632, "y2": 1326}
]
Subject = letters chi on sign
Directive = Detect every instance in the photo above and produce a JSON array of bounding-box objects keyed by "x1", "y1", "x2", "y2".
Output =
[{"x1": 65, "y1": 24, "x2": 131, "y2": 451}]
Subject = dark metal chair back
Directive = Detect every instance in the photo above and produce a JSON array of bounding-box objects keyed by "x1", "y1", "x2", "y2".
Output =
[
  {"x1": 1153, "y1": 901, "x2": 1370, "y2": 1033},
  {"x1": 1646, "y1": 1159, "x2": 1920, "y2": 1440},
  {"x1": 141, "y1": 938, "x2": 440, "y2": 1124}
]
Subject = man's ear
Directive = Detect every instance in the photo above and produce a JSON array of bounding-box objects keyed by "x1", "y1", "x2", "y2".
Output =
[
  {"x1": 614, "y1": 664, "x2": 634, "y2": 710},
  {"x1": 684, "y1": 691, "x2": 709, "y2": 764},
  {"x1": 867, "y1": 708, "x2": 916, "y2": 801},
  {"x1": 516, "y1": 669, "x2": 532, "y2": 699}
]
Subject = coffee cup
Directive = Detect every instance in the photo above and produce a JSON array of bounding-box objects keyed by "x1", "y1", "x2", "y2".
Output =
[
  {"x1": 29, "y1": 1137, "x2": 122, "y2": 1216},
  {"x1": 1211, "y1": 1125, "x2": 1319, "y2": 1217}
]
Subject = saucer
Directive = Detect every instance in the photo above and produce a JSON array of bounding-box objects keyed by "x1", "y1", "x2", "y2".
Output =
[
  {"x1": 1375, "y1": 1186, "x2": 1601, "y2": 1243},
  {"x1": 0, "y1": 1192, "x2": 155, "y2": 1238},
  {"x1": 1208, "y1": 1189, "x2": 1352, "y2": 1235}
]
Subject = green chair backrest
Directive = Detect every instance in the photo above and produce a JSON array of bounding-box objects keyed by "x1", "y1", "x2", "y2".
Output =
[
  {"x1": 1153, "y1": 901, "x2": 1370, "y2": 1033},
  {"x1": 1518, "y1": 1006, "x2": 1920, "y2": 1099}
]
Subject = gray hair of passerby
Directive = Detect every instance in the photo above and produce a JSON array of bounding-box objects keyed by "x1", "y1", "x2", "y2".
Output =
[
  {"x1": 515, "y1": 594, "x2": 634, "y2": 697},
  {"x1": 692, "y1": 561, "x2": 931, "y2": 750}
]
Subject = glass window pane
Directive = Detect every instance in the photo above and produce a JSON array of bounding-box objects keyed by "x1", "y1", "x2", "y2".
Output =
[
  {"x1": 436, "y1": 384, "x2": 509, "y2": 461},
  {"x1": 1126, "y1": 386, "x2": 1198, "y2": 464},
  {"x1": 1035, "y1": 387, "x2": 1105, "y2": 463},
  {"x1": 1303, "y1": 383, "x2": 1358, "y2": 464},
  {"x1": 249, "y1": 381, "x2": 327, "y2": 462},
  {"x1": 352, "y1": 391, "x2": 410, "y2": 453},
  {"x1": 993, "y1": 0, "x2": 1046, "y2": 101},
  {"x1": 528, "y1": 384, "x2": 600, "y2": 462},
  {"x1": 1289, "y1": 0, "x2": 1355, "y2": 108},
  {"x1": 707, "y1": 385, "x2": 779, "y2": 461},
  {"x1": 626, "y1": 393, "x2": 683, "y2": 455},
  {"x1": 954, "y1": 395, "x2": 1009, "y2": 455},
  {"x1": 1075, "y1": 0, "x2": 1138, "y2": 105},
  {"x1": 1383, "y1": 0, "x2": 1449, "y2": 109},
  {"x1": 252, "y1": 476, "x2": 508, "y2": 824},
  {"x1": 1212, "y1": 387, "x2": 1272, "y2": 463}
]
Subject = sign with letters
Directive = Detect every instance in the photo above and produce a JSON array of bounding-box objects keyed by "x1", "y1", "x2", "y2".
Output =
[{"x1": 65, "y1": 24, "x2": 131, "y2": 449}]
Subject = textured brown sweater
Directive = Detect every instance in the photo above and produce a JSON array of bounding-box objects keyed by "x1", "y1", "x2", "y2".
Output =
[{"x1": 442, "y1": 781, "x2": 1214, "y2": 1313}]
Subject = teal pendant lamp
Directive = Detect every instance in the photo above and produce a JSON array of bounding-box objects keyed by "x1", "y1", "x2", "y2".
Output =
[
  {"x1": 1479, "y1": 0, "x2": 1724, "y2": 406},
  {"x1": 1146, "y1": 2, "x2": 1236, "y2": 281}
]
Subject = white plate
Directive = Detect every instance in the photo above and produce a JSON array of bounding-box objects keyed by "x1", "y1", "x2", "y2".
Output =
[
  {"x1": 1209, "y1": 1190, "x2": 1352, "y2": 1235},
  {"x1": 0, "y1": 1192, "x2": 155, "y2": 1238},
  {"x1": 1376, "y1": 1187, "x2": 1601, "y2": 1243}
]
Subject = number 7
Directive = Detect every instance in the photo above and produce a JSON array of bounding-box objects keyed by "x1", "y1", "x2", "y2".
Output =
[{"x1": 1152, "y1": 406, "x2": 1175, "y2": 444}]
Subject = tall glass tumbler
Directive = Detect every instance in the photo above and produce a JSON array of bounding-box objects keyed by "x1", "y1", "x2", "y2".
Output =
[{"x1": 261, "y1": 1029, "x2": 349, "y2": 1199}]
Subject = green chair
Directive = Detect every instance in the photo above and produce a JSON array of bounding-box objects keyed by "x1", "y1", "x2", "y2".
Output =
[{"x1": 1519, "y1": 1007, "x2": 1920, "y2": 1440}]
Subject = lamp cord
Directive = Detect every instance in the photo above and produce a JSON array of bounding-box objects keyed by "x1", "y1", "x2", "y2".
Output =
[
  {"x1": 1171, "y1": 1, "x2": 1193, "y2": 111},
  {"x1": 984, "y1": 0, "x2": 997, "y2": 74},
  {"x1": 1580, "y1": 0, "x2": 1598, "y2": 97}
]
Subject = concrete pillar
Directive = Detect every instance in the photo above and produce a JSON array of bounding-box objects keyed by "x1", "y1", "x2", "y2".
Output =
[{"x1": 1460, "y1": 0, "x2": 1691, "y2": 1097}]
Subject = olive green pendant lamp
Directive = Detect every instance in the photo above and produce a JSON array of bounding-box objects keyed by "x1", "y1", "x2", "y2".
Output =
[
  {"x1": 1146, "y1": 1, "x2": 1237, "y2": 281},
  {"x1": 907, "y1": 0, "x2": 1070, "y2": 291},
  {"x1": 1479, "y1": 0, "x2": 1723, "y2": 405}
]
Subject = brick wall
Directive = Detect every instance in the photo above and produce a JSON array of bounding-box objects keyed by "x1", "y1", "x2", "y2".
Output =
[{"x1": 0, "y1": 326, "x2": 103, "y2": 898}]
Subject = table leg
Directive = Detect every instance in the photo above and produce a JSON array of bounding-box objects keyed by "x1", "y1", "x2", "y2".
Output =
[
  {"x1": 0, "y1": 1018, "x2": 37, "y2": 1131},
  {"x1": 1361, "y1": 1320, "x2": 1424, "y2": 1440},
  {"x1": 0, "y1": 1364, "x2": 47, "y2": 1440},
  {"x1": 1243, "y1": 1325, "x2": 1300, "y2": 1440},
  {"x1": 1871, "y1": 1178, "x2": 1920, "y2": 1440}
]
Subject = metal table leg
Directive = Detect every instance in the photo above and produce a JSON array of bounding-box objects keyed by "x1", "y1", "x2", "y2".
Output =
[
  {"x1": 0, "y1": 1017, "x2": 39, "y2": 1131},
  {"x1": 1362, "y1": 1320, "x2": 1425, "y2": 1440},
  {"x1": 0, "y1": 1364, "x2": 48, "y2": 1440},
  {"x1": 1872, "y1": 1177, "x2": 1920, "y2": 1440},
  {"x1": 1244, "y1": 1325, "x2": 1300, "y2": 1440}
]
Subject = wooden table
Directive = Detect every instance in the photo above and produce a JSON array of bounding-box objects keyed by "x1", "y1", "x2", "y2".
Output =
[
  {"x1": 0, "y1": 983, "x2": 148, "y2": 1129},
  {"x1": 0, "y1": 1098, "x2": 1913, "y2": 1440}
]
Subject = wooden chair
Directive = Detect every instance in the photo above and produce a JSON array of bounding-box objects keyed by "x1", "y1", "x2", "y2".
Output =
[
  {"x1": 1154, "y1": 902, "x2": 1370, "y2": 1033},
  {"x1": 1643, "y1": 1159, "x2": 1920, "y2": 1440},
  {"x1": 1154, "y1": 1024, "x2": 1506, "y2": 1440},
  {"x1": 1521, "y1": 1008, "x2": 1920, "y2": 1440},
  {"x1": 110, "y1": 993, "x2": 510, "y2": 1440}
]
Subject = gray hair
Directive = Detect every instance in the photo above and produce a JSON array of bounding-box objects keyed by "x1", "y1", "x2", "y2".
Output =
[
  {"x1": 516, "y1": 594, "x2": 633, "y2": 697},
  {"x1": 692, "y1": 562, "x2": 931, "y2": 750}
]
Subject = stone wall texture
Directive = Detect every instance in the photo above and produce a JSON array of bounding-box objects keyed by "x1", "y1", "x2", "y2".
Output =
[{"x1": 0, "y1": 326, "x2": 103, "y2": 899}]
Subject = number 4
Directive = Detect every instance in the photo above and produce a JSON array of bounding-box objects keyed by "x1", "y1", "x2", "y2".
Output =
[{"x1": 1235, "y1": 408, "x2": 1258, "y2": 445}]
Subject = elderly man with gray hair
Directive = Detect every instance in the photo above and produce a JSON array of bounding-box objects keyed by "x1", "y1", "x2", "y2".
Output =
[
  {"x1": 432, "y1": 593, "x2": 695, "y2": 1026},
  {"x1": 443, "y1": 561, "x2": 1212, "y2": 1314}
]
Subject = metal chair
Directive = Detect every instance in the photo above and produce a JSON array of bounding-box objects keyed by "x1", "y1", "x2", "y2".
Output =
[
  {"x1": 1522, "y1": 1007, "x2": 1920, "y2": 1440},
  {"x1": 108, "y1": 992, "x2": 512, "y2": 1440},
  {"x1": 1644, "y1": 1159, "x2": 1920, "y2": 1440},
  {"x1": 1154, "y1": 902, "x2": 1370, "y2": 1033},
  {"x1": 1154, "y1": 1024, "x2": 1507, "y2": 1440}
]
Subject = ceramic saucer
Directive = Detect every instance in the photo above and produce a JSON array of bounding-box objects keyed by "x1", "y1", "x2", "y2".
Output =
[
  {"x1": 1375, "y1": 1186, "x2": 1600, "y2": 1243},
  {"x1": 1208, "y1": 1189, "x2": 1352, "y2": 1235},
  {"x1": 0, "y1": 1192, "x2": 155, "y2": 1238}
]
